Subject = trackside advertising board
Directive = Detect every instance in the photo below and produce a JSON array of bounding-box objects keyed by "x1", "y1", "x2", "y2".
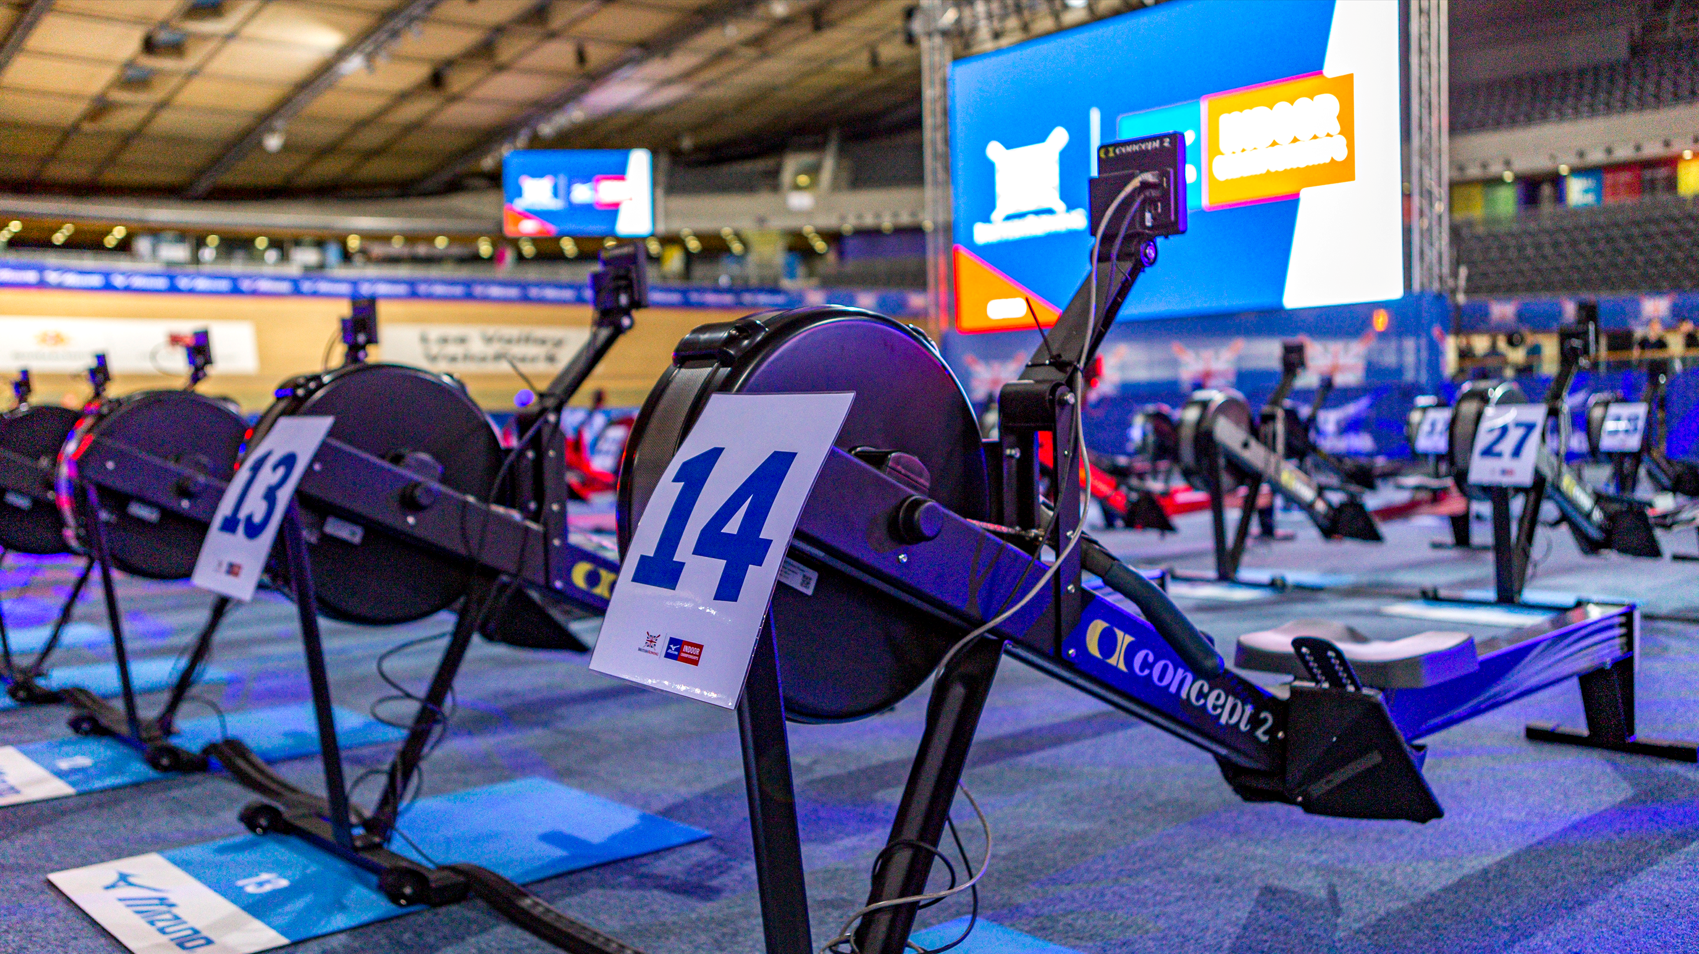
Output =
[
  {"x1": 503, "y1": 149, "x2": 654, "y2": 238},
  {"x1": 950, "y1": 0, "x2": 1404, "y2": 332}
]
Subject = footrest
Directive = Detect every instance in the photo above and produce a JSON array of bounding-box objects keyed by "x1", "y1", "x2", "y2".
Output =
[
  {"x1": 446, "y1": 863, "x2": 649, "y2": 954},
  {"x1": 1236, "y1": 620, "x2": 1479, "y2": 688},
  {"x1": 209, "y1": 738, "x2": 364, "y2": 822},
  {"x1": 61, "y1": 688, "x2": 169, "y2": 745}
]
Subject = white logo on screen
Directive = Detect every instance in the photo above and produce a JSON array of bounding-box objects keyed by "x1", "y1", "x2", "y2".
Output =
[
  {"x1": 515, "y1": 174, "x2": 565, "y2": 210},
  {"x1": 973, "y1": 127, "x2": 1087, "y2": 245}
]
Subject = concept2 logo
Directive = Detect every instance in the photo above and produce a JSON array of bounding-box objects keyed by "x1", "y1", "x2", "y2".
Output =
[
  {"x1": 1067, "y1": 607, "x2": 1276, "y2": 744},
  {"x1": 571, "y1": 560, "x2": 617, "y2": 600}
]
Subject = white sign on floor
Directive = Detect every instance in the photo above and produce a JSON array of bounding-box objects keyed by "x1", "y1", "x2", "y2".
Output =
[{"x1": 591, "y1": 392, "x2": 853, "y2": 707}]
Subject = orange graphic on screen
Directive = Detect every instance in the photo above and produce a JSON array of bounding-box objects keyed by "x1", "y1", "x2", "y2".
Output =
[
  {"x1": 1204, "y1": 72, "x2": 1355, "y2": 209},
  {"x1": 954, "y1": 245, "x2": 1062, "y2": 334}
]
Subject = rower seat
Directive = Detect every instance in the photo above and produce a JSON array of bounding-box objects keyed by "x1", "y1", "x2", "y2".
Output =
[{"x1": 1235, "y1": 619, "x2": 1479, "y2": 688}]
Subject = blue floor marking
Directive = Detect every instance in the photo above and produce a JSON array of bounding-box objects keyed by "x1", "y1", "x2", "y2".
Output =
[
  {"x1": 0, "y1": 658, "x2": 234, "y2": 712},
  {"x1": 0, "y1": 621, "x2": 109, "y2": 654},
  {"x1": 8, "y1": 704, "x2": 405, "y2": 800},
  {"x1": 1457, "y1": 587, "x2": 1633, "y2": 607},
  {"x1": 158, "y1": 777, "x2": 710, "y2": 945},
  {"x1": 910, "y1": 918, "x2": 1083, "y2": 953}
]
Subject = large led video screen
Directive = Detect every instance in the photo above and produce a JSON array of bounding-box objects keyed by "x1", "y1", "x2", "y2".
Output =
[
  {"x1": 503, "y1": 149, "x2": 654, "y2": 238},
  {"x1": 950, "y1": 0, "x2": 1403, "y2": 332}
]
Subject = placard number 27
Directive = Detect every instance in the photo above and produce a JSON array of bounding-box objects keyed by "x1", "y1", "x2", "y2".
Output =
[
  {"x1": 1478, "y1": 419, "x2": 1539, "y2": 460},
  {"x1": 216, "y1": 450, "x2": 298, "y2": 540},
  {"x1": 633, "y1": 447, "x2": 796, "y2": 602}
]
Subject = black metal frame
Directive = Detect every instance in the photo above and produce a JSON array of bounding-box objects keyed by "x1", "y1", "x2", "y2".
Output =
[
  {"x1": 704, "y1": 269, "x2": 1695, "y2": 954},
  {"x1": 212, "y1": 248, "x2": 652, "y2": 954}
]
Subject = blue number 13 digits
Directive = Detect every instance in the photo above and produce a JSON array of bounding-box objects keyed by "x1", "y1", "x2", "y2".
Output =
[
  {"x1": 217, "y1": 450, "x2": 298, "y2": 540},
  {"x1": 632, "y1": 447, "x2": 799, "y2": 601}
]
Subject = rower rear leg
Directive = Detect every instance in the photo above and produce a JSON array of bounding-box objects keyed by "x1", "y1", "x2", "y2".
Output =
[{"x1": 1526, "y1": 658, "x2": 1698, "y2": 762}]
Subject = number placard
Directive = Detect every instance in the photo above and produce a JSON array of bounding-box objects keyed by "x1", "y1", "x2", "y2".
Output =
[
  {"x1": 191, "y1": 417, "x2": 333, "y2": 601},
  {"x1": 1412, "y1": 406, "x2": 1452, "y2": 455},
  {"x1": 1597, "y1": 401, "x2": 1649, "y2": 453},
  {"x1": 1467, "y1": 404, "x2": 1547, "y2": 488},
  {"x1": 590, "y1": 393, "x2": 854, "y2": 708}
]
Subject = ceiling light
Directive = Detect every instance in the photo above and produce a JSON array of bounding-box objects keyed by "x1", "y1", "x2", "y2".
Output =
[
  {"x1": 346, "y1": 234, "x2": 360, "y2": 251},
  {"x1": 560, "y1": 237, "x2": 578, "y2": 258},
  {"x1": 1557, "y1": 164, "x2": 1570, "y2": 176},
  {"x1": 103, "y1": 236, "x2": 117, "y2": 248},
  {"x1": 51, "y1": 233, "x2": 66, "y2": 245},
  {"x1": 112, "y1": 225, "x2": 126, "y2": 238},
  {"x1": 1500, "y1": 170, "x2": 1514, "y2": 183},
  {"x1": 645, "y1": 236, "x2": 661, "y2": 256},
  {"x1": 679, "y1": 227, "x2": 694, "y2": 238},
  {"x1": 841, "y1": 224, "x2": 854, "y2": 235},
  {"x1": 261, "y1": 126, "x2": 286, "y2": 153},
  {"x1": 7, "y1": 220, "x2": 20, "y2": 231},
  {"x1": 479, "y1": 244, "x2": 493, "y2": 259},
  {"x1": 881, "y1": 221, "x2": 894, "y2": 233},
  {"x1": 391, "y1": 235, "x2": 405, "y2": 247},
  {"x1": 59, "y1": 223, "x2": 74, "y2": 235},
  {"x1": 434, "y1": 235, "x2": 449, "y2": 249},
  {"x1": 1686, "y1": 150, "x2": 1695, "y2": 161},
  {"x1": 254, "y1": 236, "x2": 269, "y2": 249},
  {"x1": 206, "y1": 234, "x2": 220, "y2": 247},
  {"x1": 520, "y1": 238, "x2": 536, "y2": 258},
  {"x1": 603, "y1": 237, "x2": 617, "y2": 248}
]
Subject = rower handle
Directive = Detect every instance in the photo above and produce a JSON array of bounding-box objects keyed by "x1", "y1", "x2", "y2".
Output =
[{"x1": 1080, "y1": 537, "x2": 1224, "y2": 676}]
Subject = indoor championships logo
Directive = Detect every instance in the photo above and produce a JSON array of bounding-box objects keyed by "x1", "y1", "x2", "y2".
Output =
[{"x1": 1203, "y1": 72, "x2": 1357, "y2": 208}]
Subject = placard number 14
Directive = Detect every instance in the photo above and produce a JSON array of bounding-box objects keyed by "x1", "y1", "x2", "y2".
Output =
[{"x1": 632, "y1": 447, "x2": 796, "y2": 602}]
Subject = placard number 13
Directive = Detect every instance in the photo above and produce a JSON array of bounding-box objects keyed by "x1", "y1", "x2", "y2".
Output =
[
  {"x1": 217, "y1": 450, "x2": 298, "y2": 540},
  {"x1": 632, "y1": 447, "x2": 796, "y2": 602}
]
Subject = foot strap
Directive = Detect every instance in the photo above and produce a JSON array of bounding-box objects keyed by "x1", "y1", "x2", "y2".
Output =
[{"x1": 1291, "y1": 636, "x2": 1363, "y2": 692}]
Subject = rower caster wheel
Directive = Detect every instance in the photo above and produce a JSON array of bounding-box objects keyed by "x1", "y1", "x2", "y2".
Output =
[
  {"x1": 146, "y1": 744, "x2": 209, "y2": 774},
  {"x1": 67, "y1": 713, "x2": 106, "y2": 736},
  {"x1": 379, "y1": 868, "x2": 430, "y2": 907},
  {"x1": 239, "y1": 802, "x2": 285, "y2": 836}
]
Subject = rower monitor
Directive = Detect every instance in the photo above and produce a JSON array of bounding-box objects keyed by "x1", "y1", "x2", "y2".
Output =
[{"x1": 950, "y1": 0, "x2": 1404, "y2": 331}]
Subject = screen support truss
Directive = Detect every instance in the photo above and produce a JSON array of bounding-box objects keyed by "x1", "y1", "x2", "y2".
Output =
[
  {"x1": 917, "y1": 0, "x2": 954, "y2": 339},
  {"x1": 1408, "y1": 0, "x2": 1450, "y2": 295}
]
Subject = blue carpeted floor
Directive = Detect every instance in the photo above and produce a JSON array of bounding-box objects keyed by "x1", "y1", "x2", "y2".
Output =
[{"x1": 3, "y1": 508, "x2": 1698, "y2": 953}]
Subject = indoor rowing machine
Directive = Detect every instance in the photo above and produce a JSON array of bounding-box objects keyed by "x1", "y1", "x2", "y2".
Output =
[
  {"x1": 613, "y1": 136, "x2": 1694, "y2": 954},
  {"x1": 1175, "y1": 376, "x2": 1382, "y2": 583},
  {"x1": 1446, "y1": 309, "x2": 1659, "y2": 605},
  {"x1": 1264, "y1": 340, "x2": 1379, "y2": 492},
  {"x1": 206, "y1": 247, "x2": 649, "y2": 952},
  {"x1": 0, "y1": 359, "x2": 109, "y2": 703},
  {"x1": 49, "y1": 330, "x2": 248, "y2": 769}
]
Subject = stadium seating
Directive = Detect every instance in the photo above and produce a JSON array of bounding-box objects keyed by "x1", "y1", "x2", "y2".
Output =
[
  {"x1": 1453, "y1": 40, "x2": 1699, "y2": 132},
  {"x1": 1453, "y1": 194, "x2": 1699, "y2": 294}
]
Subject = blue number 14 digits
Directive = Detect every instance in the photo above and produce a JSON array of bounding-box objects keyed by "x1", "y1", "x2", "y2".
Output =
[{"x1": 632, "y1": 447, "x2": 799, "y2": 602}]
